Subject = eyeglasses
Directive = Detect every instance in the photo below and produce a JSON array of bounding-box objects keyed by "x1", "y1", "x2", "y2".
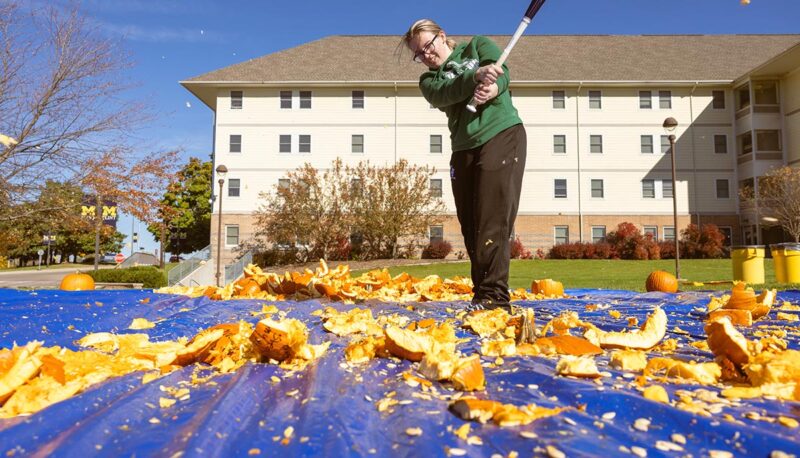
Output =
[{"x1": 412, "y1": 35, "x2": 439, "y2": 63}]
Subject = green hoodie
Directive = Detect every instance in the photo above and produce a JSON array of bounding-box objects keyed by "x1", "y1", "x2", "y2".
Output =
[{"x1": 419, "y1": 35, "x2": 522, "y2": 151}]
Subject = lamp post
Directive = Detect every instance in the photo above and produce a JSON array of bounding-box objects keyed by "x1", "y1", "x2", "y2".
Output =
[
  {"x1": 214, "y1": 164, "x2": 228, "y2": 287},
  {"x1": 663, "y1": 117, "x2": 680, "y2": 280}
]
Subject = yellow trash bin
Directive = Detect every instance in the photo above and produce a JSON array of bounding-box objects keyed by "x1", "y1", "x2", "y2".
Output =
[
  {"x1": 783, "y1": 242, "x2": 800, "y2": 284},
  {"x1": 731, "y1": 245, "x2": 765, "y2": 284},
  {"x1": 770, "y1": 244, "x2": 786, "y2": 283}
]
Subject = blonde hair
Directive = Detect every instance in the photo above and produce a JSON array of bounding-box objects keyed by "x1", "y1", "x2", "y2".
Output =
[{"x1": 398, "y1": 19, "x2": 456, "y2": 57}]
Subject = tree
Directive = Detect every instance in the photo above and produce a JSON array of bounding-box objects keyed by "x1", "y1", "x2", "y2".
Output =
[
  {"x1": 0, "y1": 2, "x2": 145, "y2": 221},
  {"x1": 146, "y1": 158, "x2": 212, "y2": 256},
  {"x1": 743, "y1": 166, "x2": 800, "y2": 242}
]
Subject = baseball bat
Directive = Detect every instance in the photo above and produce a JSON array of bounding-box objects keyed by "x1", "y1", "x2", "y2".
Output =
[{"x1": 466, "y1": 0, "x2": 547, "y2": 113}]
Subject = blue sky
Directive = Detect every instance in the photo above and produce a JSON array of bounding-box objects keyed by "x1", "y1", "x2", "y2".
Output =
[{"x1": 41, "y1": 0, "x2": 800, "y2": 255}]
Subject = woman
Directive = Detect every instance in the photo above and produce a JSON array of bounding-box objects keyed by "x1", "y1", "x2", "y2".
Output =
[{"x1": 403, "y1": 19, "x2": 527, "y2": 312}]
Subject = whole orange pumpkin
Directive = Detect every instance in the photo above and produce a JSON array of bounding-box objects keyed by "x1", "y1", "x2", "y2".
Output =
[
  {"x1": 531, "y1": 279, "x2": 565, "y2": 297},
  {"x1": 645, "y1": 270, "x2": 678, "y2": 293},
  {"x1": 59, "y1": 272, "x2": 95, "y2": 291}
]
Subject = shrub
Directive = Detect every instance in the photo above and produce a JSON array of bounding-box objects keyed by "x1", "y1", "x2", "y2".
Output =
[
  {"x1": 510, "y1": 236, "x2": 533, "y2": 259},
  {"x1": 85, "y1": 266, "x2": 166, "y2": 288},
  {"x1": 254, "y1": 247, "x2": 304, "y2": 267},
  {"x1": 590, "y1": 242, "x2": 613, "y2": 259},
  {"x1": 658, "y1": 241, "x2": 677, "y2": 259},
  {"x1": 548, "y1": 242, "x2": 586, "y2": 259},
  {"x1": 680, "y1": 223, "x2": 725, "y2": 259},
  {"x1": 421, "y1": 240, "x2": 452, "y2": 259}
]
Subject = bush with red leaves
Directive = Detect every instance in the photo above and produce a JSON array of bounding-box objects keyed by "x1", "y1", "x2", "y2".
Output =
[{"x1": 421, "y1": 240, "x2": 453, "y2": 259}]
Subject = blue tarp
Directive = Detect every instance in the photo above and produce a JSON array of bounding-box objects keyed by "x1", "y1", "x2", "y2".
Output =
[{"x1": 1, "y1": 288, "x2": 799, "y2": 457}]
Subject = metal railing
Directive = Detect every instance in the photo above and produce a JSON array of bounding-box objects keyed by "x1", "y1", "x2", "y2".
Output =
[
  {"x1": 167, "y1": 245, "x2": 211, "y2": 286},
  {"x1": 224, "y1": 250, "x2": 253, "y2": 285}
]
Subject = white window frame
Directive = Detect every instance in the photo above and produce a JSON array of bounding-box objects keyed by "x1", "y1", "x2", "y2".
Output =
[
  {"x1": 662, "y1": 179, "x2": 673, "y2": 198},
  {"x1": 230, "y1": 90, "x2": 243, "y2": 110},
  {"x1": 279, "y1": 134, "x2": 291, "y2": 153},
  {"x1": 552, "y1": 90, "x2": 566, "y2": 109},
  {"x1": 430, "y1": 135, "x2": 443, "y2": 154},
  {"x1": 588, "y1": 90, "x2": 602, "y2": 109},
  {"x1": 553, "y1": 135, "x2": 566, "y2": 154},
  {"x1": 298, "y1": 134, "x2": 311, "y2": 153},
  {"x1": 280, "y1": 91, "x2": 292, "y2": 109},
  {"x1": 554, "y1": 226, "x2": 569, "y2": 245},
  {"x1": 229, "y1": 134, "x2": 241, "y2": 153},
  {"x1": 590, "y1": 135, "x2": 603, "y2": 154},
  {"x1": 640, "y1": 135, "x2": 654, "y2": 154},
  {"x1": 225, "y1": 225, "x2": 240, "y2": 247},
  {"x1": 643, "y1": 226, "x2": 658, "y2": 239},
  {"x1": 712, "y1": 90, "x2": 725, "y2": 110},
  {"x1": 663, "y1": 226, "x2": 676, "y2": 241},
  {"x1": 591, "y1": 226, "x2": 606, "y2": 243},
  {"x1": 659, "y1": 90, "x2": 672, "y2": 109},
  {"x1": 351, "y1": 134, "x2": 364, "y2": 154},
  {"x1": 642, "y1": 179, "x2": 656, "y2": 199},
  {"x1": 227, "y1": 178, "x2": 241, "y2": 198},
  {"x1": 590, "y1": 179, "x2": 604, "y2": 198},
  {"x1": 639, "y1": 90, "x2": 652, "y2": 109},
  {"x1": 554, "y1": 179, "x2": 568, "y2": 199},
  {"x1": 429, "y1": 178, "x2": 442, "y2": 198},
  {"x1": 352, "y1": 90, "x2": 365, "y2": 109},
  {"x1": 278, "y1": 178, "x2": 290, "y2": 190},
  {"x1": 661, "y1": 135, "x2": 671, "y2": 154},
  {"x1": 299, "y1": 91, "x2": 312, "y2": 109},
  {"x1": 714, "y1": 134, "x2": 728, "y2": 154},
  {"x1": 429, "y1": 225, "x2": 444, "y2": 243}
]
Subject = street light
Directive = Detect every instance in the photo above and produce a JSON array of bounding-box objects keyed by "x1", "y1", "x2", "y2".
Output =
[
  {"x1": 663, "y1": 117, "x2": 680, "y2": 280},
  {"x1": 215, "y1": 164, "x2": 228, "y2": 287}
]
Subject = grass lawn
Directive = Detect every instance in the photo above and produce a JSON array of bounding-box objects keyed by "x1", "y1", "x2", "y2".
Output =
[{"x1": 354, "y1": 259, "x2": 800, "y2": 292}]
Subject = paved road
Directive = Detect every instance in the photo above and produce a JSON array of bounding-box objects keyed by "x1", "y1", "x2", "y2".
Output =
[{"x1": 0, "y1": 265, "x2": 115, "y2": 289}]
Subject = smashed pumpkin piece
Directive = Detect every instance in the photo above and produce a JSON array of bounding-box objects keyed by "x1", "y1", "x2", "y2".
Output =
[
  {"x1": 708, "y1": 309, "x2": 752, "y2": 327},
  {"x1": 0, "y1": 342, "x2": 43, "y2": 404},
  {"x1": 584, "y1": 308, "x2": 667, "y2": 350},
  {"x1": 384, "y1": 325, "x2": 433, "y2": 362},
  {"x1": 541, "y1": 311, "x2": 596, "y2": 337},
  {"x1": 480, "y1": 339, "x2": 516, "y2": 357},
  {"x1": 609, "y1": 349, "x2": 648, "y2": 372},
  {"x1": 705, "y1": 317, "x2": 750, "y2": 366},
  {"x1": 643, "y1": 385, "x2": 670, "y2": 404},
  {"x1": 322, "y1": 307, "x2": 383, "y2": 337},
  {"x1": 250, "y1": 318, "x2": 308, "y2": 362},
  {"x1": 555, "y1": 355, "x2": 602, "y2": 378},
  {"x1": 128, "y1": 318, "x2": 156, "y2": 330},
  {"x1": 345, "y1": 335, "x2": 389, "y2": 364},
  {"x1": 462, "y1": 308, "x2": 513, "y2": 338},
  {"x1": 449, "y1": 398, "x2": 565, "y2": 427},
  {"x1": 743, "y1": 350, "x2": 800, "y2": 386},
  {"x1": 535, "y1": 335, "x2": 602, "y2": 357},
  {"x1": 451, "y1": 355, "x2": 485, "y2": 391},
  {"x1": 644, "y1": 358, "x2": 721, "y2": 385},
  {"x1": 173, "y1": 328, "x2": 226, "y2": 366}
]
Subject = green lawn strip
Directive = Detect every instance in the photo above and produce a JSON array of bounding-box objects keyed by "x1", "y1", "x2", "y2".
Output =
[{"x1": 354, "y1": 259, "x2": 799, "y2": 292}]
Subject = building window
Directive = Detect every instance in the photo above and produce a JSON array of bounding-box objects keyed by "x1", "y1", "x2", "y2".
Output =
[
  {"x1": 352, "y1": 90, "x2": 364, "y2": 109},
  {"x1": 756, "y1": 130, "x2": 781, "y2": 151},
  {"x1": 552, "y1": 90, "x2": 566, "y2": 109},
  {"x1": 739, "y1": 132, "x2": 753, "y2": 155},
  {"x1": 736, "y1": 84, "x2": 750, "y2": 111},
  {"x1": 590, "y1": 179, "x2": 604, "y2": 198},
  {"x1": 719, "y1": 226, "x2": 732, "y2": 246},
  {"x1": 588, "y1": 90, "x2": 601, "y2": 109},
  {"x1": 429, "y1": 225, "x2": 443, "y2": 243},
  {"x1": 661, "y1": 135, "x2": 671, "y2": 154},
  {"x1": 591, "y1": 226, "x2": 606, "y2": 243},
  {"x1": 279, "y1": 135, "x2": 291, "y2": 153},
  {"x1": 230, "y1": 91, "x2": 242, "y2": 109},
  {"x1": 299, "y1": 91, "x2": 312, "y2": 109},
  {"x1": 299, "y1": 134, "x2": 311, "y2": 153},
  {"x1": 554, "y1": 179, "x2": 567, "y2": 198},
  {"x1": 642, "y1": 179, "x2": 655, "y2": 198},
  {"x1": 352, "y1": 135, "x2": 364, "y2": 154},
  {"x1": 280, "y1": 91, "x2": 292, "y2": 109},
  {"x1": 712, "y1": 90, "x2": 725, "y2": 109},
  {"x1": 278, "y1": 178, "x2": 290, "y2": 190},
  {"x1": 639, "y1": 91, "x2": 652, "y2": 109},
  {"x1": 225, "y1": 225, "x2": 240, "y2": 246},
  {"x1": 714, "y1": 135, "x2": 728, "y2": 154},
  {"x1": 716, "y1": 179, "x2": 730, "y2": 199},
  {"x1": 753, "y1": 81, "x2": 778, "y2": 105},
  {"x1": 643, "y1": 226, "x2": 658, "y2": 239},
  {"x1": 553, "y1": 135, "x2": 566, "y2": 154},
  {"x1": 589, "y1": 135, "x2": 603, "y2": 154},
  {"x1": 430, "y1": 135, "x2": 442, "y2": 153},
  {"x1": 554, "y1": 226, "x2": 569, "y2": 245},
  {"x1": 430, "y1": 179, "x2": 442, "y2": 198},
  {"x1": 662, "y1": 179, "x2": 673, "y2": 198},
  {"x1": 227, "y1": 178, "x2": 240, "y2": 197},
  {"x1": 229, "y1": 134, "x2": 241, "y2": 153},
  {"x1": 659, "y1": 90, "x2": 672, "y2": 109},
  {"x1": 641, "y1": 135, "x2": 654, "y2": 154},
  {"x1": 663, "y1": 226, "x2": 675, "y2": 241}
]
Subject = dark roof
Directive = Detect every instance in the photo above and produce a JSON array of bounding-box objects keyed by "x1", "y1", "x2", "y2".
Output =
[{"x1": 183, "y1": 34, "x2": 800, "y2": 83}]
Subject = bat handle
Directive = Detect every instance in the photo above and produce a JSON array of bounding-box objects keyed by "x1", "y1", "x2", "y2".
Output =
[{"x1": 466, "y1": 17, "x2": 531, "y2": 113}]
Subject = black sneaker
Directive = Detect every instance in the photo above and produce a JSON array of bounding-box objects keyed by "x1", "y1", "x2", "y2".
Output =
[{"x1": 467, "y1": 298, "x2": 511, "y2": 313}]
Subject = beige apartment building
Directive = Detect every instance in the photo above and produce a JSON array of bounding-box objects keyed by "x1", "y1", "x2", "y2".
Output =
[{"x1": 181, "y1": 35, "x2": 800, "y2": 265}]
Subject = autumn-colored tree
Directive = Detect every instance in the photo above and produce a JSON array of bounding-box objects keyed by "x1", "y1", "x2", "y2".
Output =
[
  {"x1": 0, "y1": 2, "x2": 144, "y2": 220},
  {"x1": 741, "y1": 166, "x2": 800, "y2": 242},
  {"x1": 146, "y1": 158, "x2": 212, "y2": 256}
]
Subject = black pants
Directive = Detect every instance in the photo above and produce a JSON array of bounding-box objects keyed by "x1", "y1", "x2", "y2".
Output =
[{"x1": 450, "y1": 124, "x2": 526, "y2": 305}]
